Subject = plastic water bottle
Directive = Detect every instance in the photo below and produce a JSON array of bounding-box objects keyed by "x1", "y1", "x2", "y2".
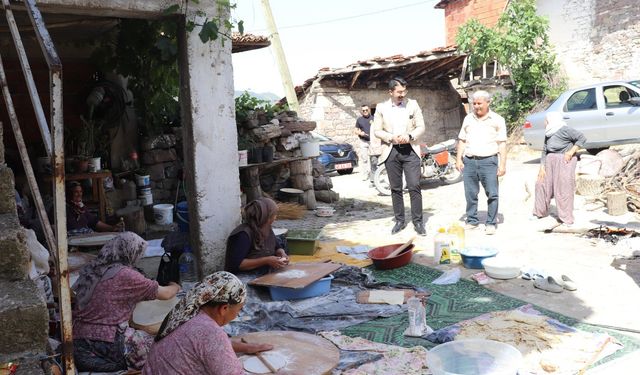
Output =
[{"x1": 178, "y1": 246, "x2": 197, "y2": 292}]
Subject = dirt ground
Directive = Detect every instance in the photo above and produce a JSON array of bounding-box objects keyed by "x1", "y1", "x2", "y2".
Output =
[{"x1": 275, "y1": 145, "x2": 640, "y2": 372}]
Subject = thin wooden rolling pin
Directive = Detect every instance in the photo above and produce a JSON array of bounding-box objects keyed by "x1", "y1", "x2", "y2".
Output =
[{"x1": 241, "y1": 338, "x2": 277, "y2": 373}]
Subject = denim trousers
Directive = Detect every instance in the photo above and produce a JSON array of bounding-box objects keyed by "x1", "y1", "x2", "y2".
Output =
[
  {"x1": 385, "y1": 146, "x2": 423, "y2": 224},
  {"x1": 463, "y1": 155, "x2": 499, "y2": 225}
]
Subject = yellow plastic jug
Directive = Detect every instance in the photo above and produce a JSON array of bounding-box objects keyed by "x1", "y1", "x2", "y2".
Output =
[{"x1": 447, "y1": 222, "x2": 465, "y2": 264}]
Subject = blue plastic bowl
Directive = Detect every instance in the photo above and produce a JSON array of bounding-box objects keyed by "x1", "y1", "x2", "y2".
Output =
[
  {"x1": 460, "y1": 247, "x2": 498, "y2": 269},
  {"x1": 269, "y1": 275, "x2": 333, "y2": 301}
]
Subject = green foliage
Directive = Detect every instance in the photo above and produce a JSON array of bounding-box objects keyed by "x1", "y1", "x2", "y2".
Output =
[
  {"x1": 92, "y1": 19, "x2": 180, "y2": 136},
  {"x1": 91, "y1": 1, "x2": 243, "y2": 136},
  {"x1": 455, "y1": 0, "x2": 565, "y2": 127},
  {"x1": 234, "y1": 92, "x2": 288, "y2": 149},
  {"x1": 234, "y1": 92, "x2": 287, "y2": 124}
]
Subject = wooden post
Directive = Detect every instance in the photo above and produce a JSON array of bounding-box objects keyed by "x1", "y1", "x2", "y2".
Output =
[
  {"x1": 260, "y1": 0, "x2": 299, "y2": 112},
  {"x1": 607, "y1": 191, "x2": 627, "y2": 216}
]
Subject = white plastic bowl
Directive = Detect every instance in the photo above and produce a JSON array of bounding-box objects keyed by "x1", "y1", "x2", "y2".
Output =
[
  {"x1": 481, "y1": 257, "x2": 521, "y2": 279},
  {"x1": 427, "y1": 339, "x2": 522, "y2": 375},
  {"x1": 315, "y1": 206, "x2": 335, "y2": 217}
]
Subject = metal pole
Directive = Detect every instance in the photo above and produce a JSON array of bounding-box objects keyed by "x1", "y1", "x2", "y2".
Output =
[
  {"x1": 22, "y1": 0, "x2": 74, "y2": 371},
  {"x1": 2, "y1": 0, "x2": 53, "y2": 156},
  {"x1": 260, "y1": 0, "x2": 300, "y2": 112},
  {"x1": 0, "y1": 52, "x2": 57, "y2": 258}
]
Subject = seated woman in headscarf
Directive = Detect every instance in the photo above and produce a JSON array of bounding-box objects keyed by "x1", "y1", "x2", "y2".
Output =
[
  {"x1": 143, "y1": 271, "x2": 272, "y2": 375},
  {"x1": 66, "y1": 181, "x2": 122, "y2": 235},
  {"x1": 72, "y1": 232, "x2": 181, "y2": 372},
  {"x1": 225, "y1": 197, "x2": 289, "y2": 274}
]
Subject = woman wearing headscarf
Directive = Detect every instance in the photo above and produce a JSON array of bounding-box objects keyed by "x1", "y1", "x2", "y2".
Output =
[
  {"x1": 225, "y1": 197, "x2": 288, "y2": 274},
  {"x1": 72, "y1": 232, "x2": 181, "y2": 372},
  {"x1": 143, "y1": 271, "x2": 271, "y2": 375},
  {"x1": 533, "y1": 111, "x2": 586, "y2": 225},
  {"x1": 66, "y1": 181, "x2": 122, "y2": 235}
]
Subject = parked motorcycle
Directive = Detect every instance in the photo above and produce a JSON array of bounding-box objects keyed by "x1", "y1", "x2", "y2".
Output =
[{"x1": 373, "y1": 139, "x2": 463, "y2": 196}]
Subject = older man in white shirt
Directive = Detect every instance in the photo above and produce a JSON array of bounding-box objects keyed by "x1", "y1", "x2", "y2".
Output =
[{"x1": 456, "y1": 90, "x2": 507, "y2": 235}]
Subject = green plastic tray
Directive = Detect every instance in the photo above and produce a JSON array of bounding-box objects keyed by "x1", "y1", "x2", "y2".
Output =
[{"x1": 286, "y1": 229, "x2": 321, "y2": 255}]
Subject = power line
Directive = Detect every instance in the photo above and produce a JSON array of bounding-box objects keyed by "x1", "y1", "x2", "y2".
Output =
[{"x1": 244, "y1": 0, "x2": 436, "y2": 33}]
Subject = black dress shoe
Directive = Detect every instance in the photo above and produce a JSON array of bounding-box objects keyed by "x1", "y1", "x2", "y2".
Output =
[
  {"x1": 414, "y1": 221, "x2": 426, "y2": 236},
  {"x1": 391, "y1": 221, "x2": 406, "y2": 234}
]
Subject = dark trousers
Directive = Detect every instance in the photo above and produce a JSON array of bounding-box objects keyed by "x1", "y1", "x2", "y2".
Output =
[
  {"x1": 385, "y1": 146, "x2": 423, "y2": 224},
  {"x1": 463, "y1": 155, "x2": 499, "y2": 225}
]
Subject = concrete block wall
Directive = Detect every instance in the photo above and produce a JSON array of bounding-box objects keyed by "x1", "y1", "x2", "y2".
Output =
[{"x1": 0, "y1": 122, "x2": 48, "y2": 372}]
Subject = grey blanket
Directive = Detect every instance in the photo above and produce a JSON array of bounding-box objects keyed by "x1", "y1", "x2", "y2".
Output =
[{"x1": 225, "y1": 265, "x2": 424, "y2": 336}]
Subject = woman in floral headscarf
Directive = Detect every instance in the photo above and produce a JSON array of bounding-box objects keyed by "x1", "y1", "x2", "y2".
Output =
[
  {"x1": 143, "y1": 272, "x2": 271, "y2": 375},
  {"x1": 225, "y1": 197, "x2": 289, "y2": 274},
  {"x1": 72, "y1": 232, "x2": 181, "y2": 372}
]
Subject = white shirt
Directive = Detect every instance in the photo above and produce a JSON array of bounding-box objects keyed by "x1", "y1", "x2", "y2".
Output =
[{"x1": 458, "y1": 110, "x2": 507, "y2": 157}]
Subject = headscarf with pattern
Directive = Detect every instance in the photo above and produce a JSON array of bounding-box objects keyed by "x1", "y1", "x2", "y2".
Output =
[
  {"x1": 72, "y1": 232, "x2": 148, "y2": 310},
  {"x1": 155, "y1": 271, "x2": 246, "y2": 341}
]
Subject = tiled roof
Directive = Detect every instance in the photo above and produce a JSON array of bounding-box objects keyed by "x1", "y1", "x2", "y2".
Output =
[
  {"x1": 434, "y1": 0, "x2": 454, "y2": 9},
  {"x1": 294, "y1": 45, "x2": 465, "y2": 98},
  {"x1": 232, "y1": 32, "x2": 270, "y2": 53}
]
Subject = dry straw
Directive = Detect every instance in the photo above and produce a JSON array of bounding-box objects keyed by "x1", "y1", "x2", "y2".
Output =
[{"x1": 276, "y1": 202, "x2": 306, "y2": 220}]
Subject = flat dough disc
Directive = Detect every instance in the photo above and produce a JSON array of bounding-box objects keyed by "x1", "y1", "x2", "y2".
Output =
[{"x1": 243, "y1": 353, "x2": 287, "y2": 374}]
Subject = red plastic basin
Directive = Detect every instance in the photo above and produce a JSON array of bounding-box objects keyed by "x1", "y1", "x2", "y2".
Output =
[{"x1": 367, "y1": 243, "x2": 414, "y2": 270}]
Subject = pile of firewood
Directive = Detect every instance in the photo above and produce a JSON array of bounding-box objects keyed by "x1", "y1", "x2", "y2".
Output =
[
  {"x1": 576, "y1": 147, "x2": 640, "y2": 215},
  {"x1": 603, "y1": 149, "x2": 640, "y2": 213}
]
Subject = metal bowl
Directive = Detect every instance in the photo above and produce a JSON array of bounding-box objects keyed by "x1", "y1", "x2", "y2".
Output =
[{"x1": 367, "y1": 243, "x2": 414, "y2": 270}]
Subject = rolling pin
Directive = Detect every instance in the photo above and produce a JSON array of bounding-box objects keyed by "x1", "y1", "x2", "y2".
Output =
[
  {"x1": 384, "y1": 237, "x2": 415, "y2": 259},
  {"x1": 241, "y1": 338, "x2": 277, "y2": 373}
]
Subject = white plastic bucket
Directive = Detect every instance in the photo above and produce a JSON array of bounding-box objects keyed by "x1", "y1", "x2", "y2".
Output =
[
  {"x1": 300, "y1": 139, "x2": 320, "y2": 157},
  {"x1": 138, "y1": 187, "x2": 153, "y2": 206},
  {"x1": 135, "y1": 174, "x2": 150, "y2": 187},
  {"x1": 238, "y1": 150, "x2": 248, "y2": 167},
  {"x1": 88, "y1": 157, "x2": 101, "y2": 172},
  {"x1": 153, "y1": 204, "x2": 174, "y2": 225}
]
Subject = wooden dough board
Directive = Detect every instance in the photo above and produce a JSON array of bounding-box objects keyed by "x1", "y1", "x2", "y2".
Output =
[
  {"x1": 356, "y1": 289, "x2": 431, "y2": 304},
  {"x1": 68, "y1": 232, "x2": 119, "y2": 247},
  {"x1": 239, "y1": 331, "x2": 339, "y2": 375},
  {"x1": 248, "y1": 262, "x2": 341, "y2": 289}
]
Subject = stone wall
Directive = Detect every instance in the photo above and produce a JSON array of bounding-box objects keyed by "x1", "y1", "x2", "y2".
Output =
[
  {"x1": 298, "y1": 80, "x2": 465, "y2": 148},
  {"x1": 537, "y1": 0, "x2": 640, "y2": 87},
  {"x1": 141, "y1": 130, "x2": 184, "y2": 205}
]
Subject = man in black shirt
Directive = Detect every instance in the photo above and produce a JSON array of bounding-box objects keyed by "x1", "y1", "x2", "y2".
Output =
[{"x1": 355, "y1": 105, "x2": 373, "y2": 181}]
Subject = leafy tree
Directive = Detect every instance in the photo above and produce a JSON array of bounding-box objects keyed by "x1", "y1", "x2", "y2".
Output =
[{"x1": 456, "y1": 0, "x2": 565, "y2": 128}]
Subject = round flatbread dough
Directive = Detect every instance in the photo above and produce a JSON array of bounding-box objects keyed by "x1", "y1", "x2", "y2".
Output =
[{"x1": 243, "y1": 352, "x2": 287, "y2": 374}]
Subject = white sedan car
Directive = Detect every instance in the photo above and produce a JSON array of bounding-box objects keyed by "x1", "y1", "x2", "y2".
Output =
[{"x1": 523, "y1": 80, "x2": 640, "y2": 153}]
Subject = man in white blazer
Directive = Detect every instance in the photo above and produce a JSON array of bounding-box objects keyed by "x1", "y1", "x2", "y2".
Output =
[{"x1": 373, "y1": 77, "x2": 426, "y2": 235}]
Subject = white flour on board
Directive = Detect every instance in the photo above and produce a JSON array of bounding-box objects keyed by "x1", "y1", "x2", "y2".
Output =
[{"x1": 275, "y1": 269, "x2": 307, "y2": 278}]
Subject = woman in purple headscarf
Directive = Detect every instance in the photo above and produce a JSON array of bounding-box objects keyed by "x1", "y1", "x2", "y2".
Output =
[
  {"x1": 72, "y1": 232, "x2": 181, "y2": 372},
  {"x1": 225, "y1": 197, "x2": 289, "y2": 274}
]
